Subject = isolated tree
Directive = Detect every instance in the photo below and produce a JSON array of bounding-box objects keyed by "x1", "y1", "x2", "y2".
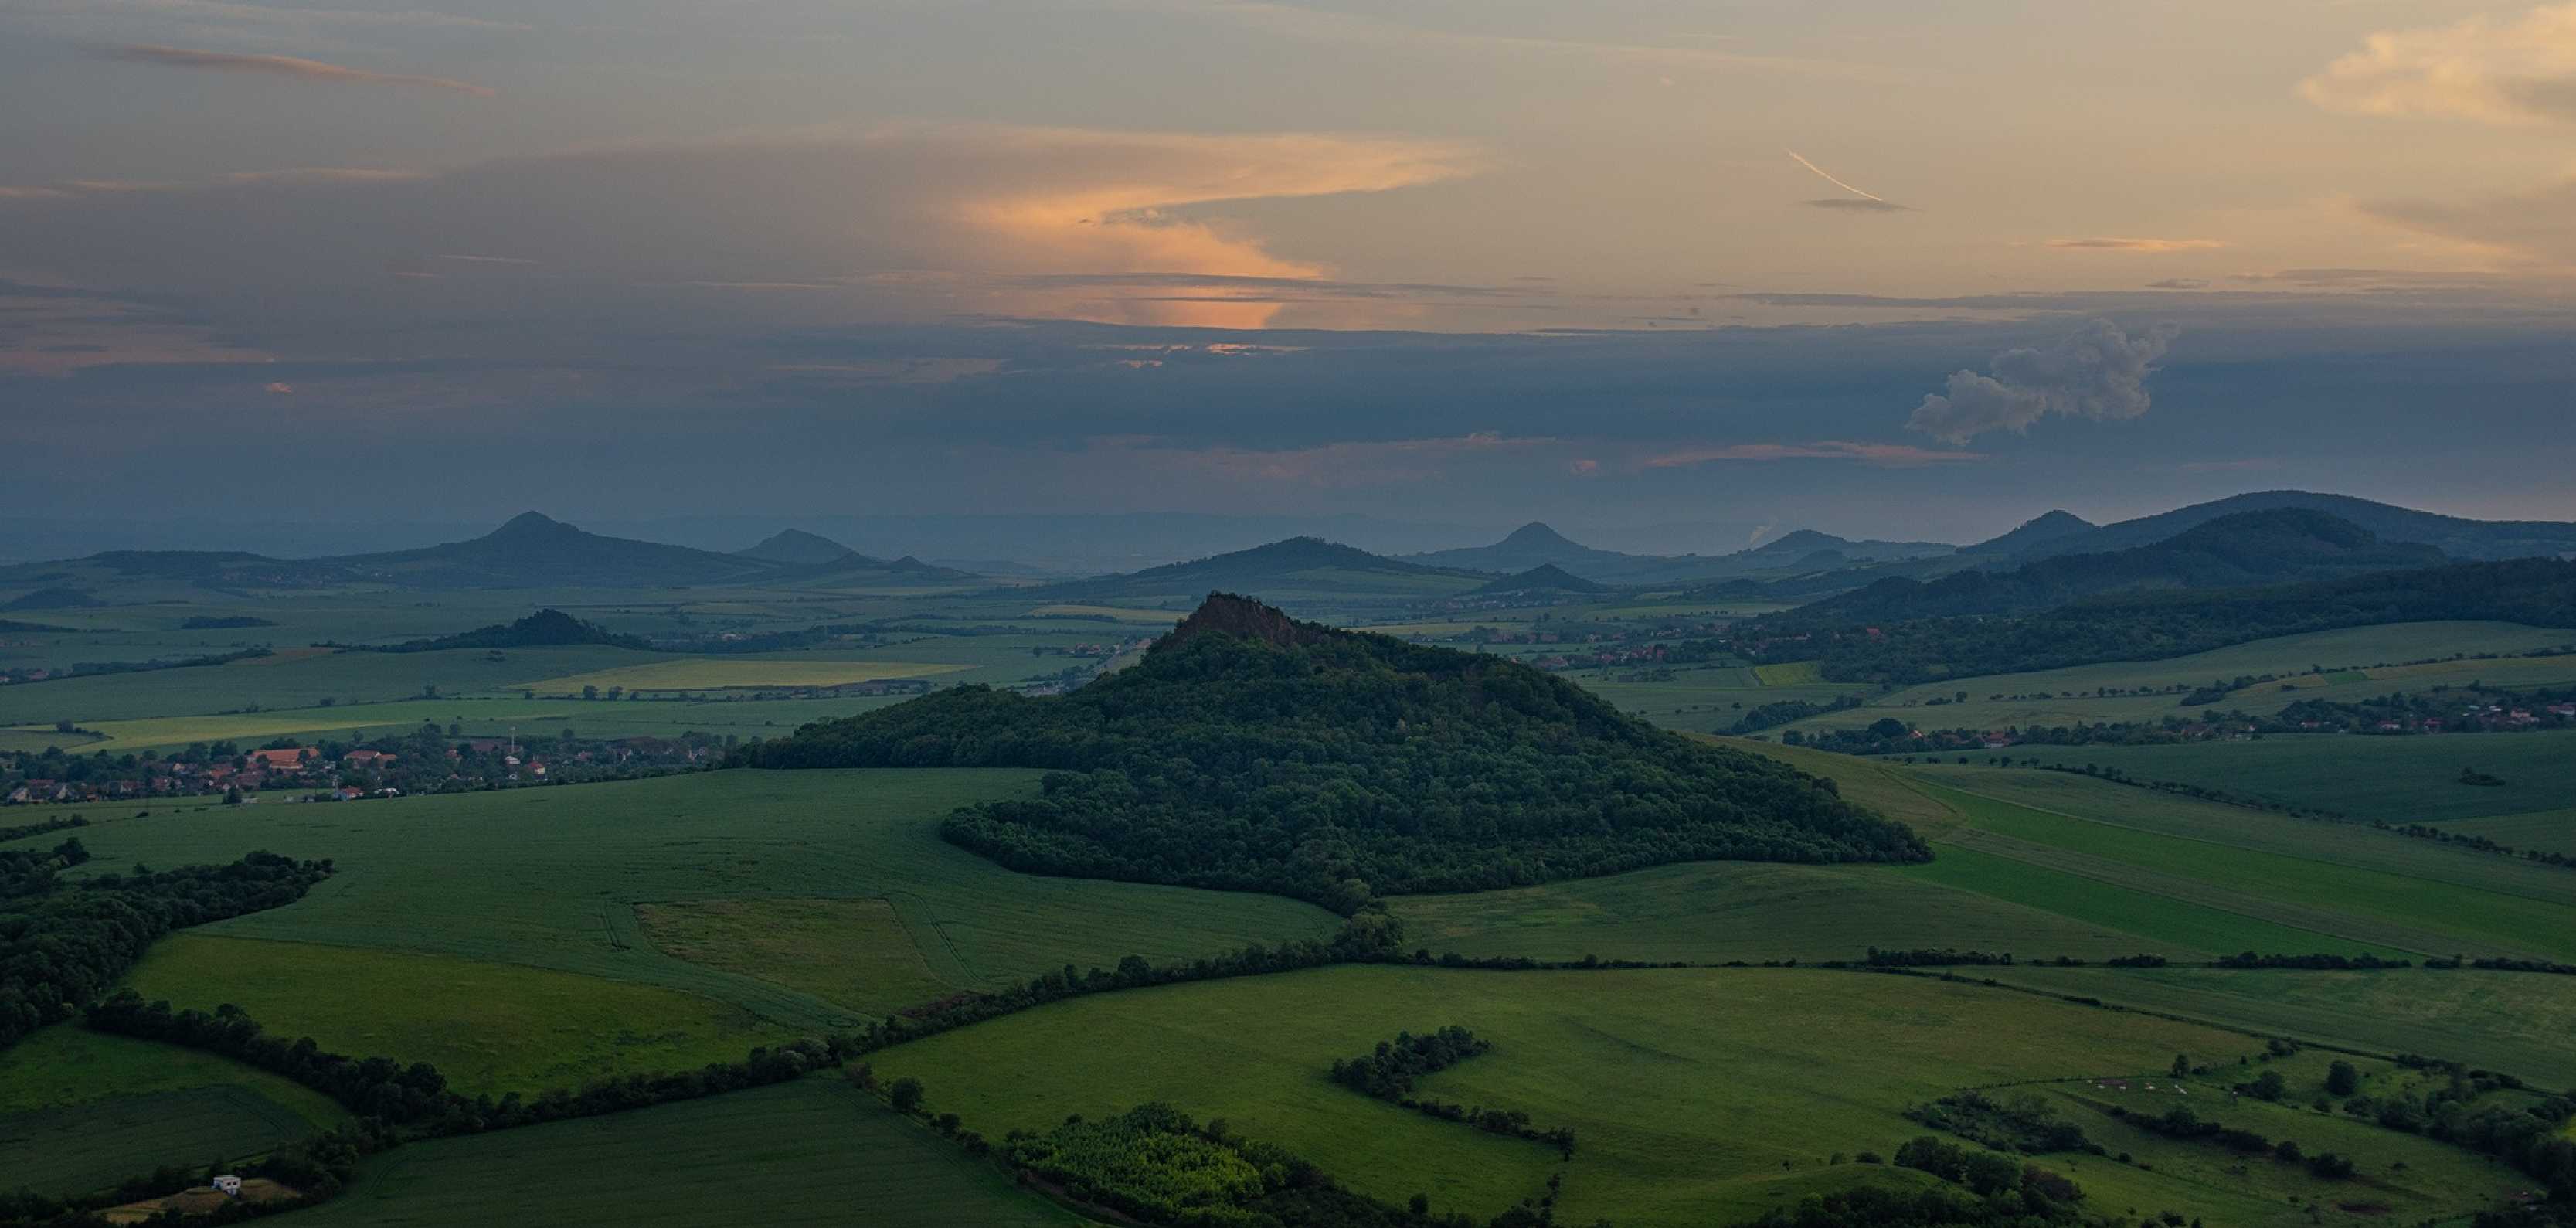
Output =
[
  {"x1": 2325, "y1": 1060, "x2": 2360, "y2": 1097},
  {"x1": 888, "y1": 1077, "x2": 924, "y2": 1114},
  {"x1": 2249, "y1": 1070, "x2": 2287, "y2": 1102},
  {"x1": 2171, "y1": 1053, "x2": 2191, "y2": 1077}
]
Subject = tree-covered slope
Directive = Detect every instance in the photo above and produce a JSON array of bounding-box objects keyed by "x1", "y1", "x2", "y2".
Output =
[
  {"x1": 732, "y1": 594, "x2": 1925, "y2": 910},
  {"x1": 1792, "y1": 509, "x2": 2447, "y2": 623},
  {"x1": 1743, "y1": 556, "x2": 2576, "y2": 685}
]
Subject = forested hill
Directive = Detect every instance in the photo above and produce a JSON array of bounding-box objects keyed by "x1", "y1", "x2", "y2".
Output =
[
  {"x1": 366, "y1": 608, "x2": 650, "y2": 654},
  {"x1": 1789, "y1": 509, "x2": 2446, "y2": 623},
  {"x1": 1744, "y1": 556, "x2": 2576, "y2": 685},
  {"x1": 732, "y1": 594, "x2": 1927, "y2": 910}
]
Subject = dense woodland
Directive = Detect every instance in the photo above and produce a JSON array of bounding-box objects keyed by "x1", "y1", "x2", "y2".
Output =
[
  {"x1": 733, "y1": 594, "x2": 1925, "y2": 910},
  {"x1": 0, "y1": 845, "x2": 328, "y2": 1052}
]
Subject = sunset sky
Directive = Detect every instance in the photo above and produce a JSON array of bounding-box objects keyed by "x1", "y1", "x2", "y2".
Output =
[{"x1": 5, "y1": 1, "x2": 2573, "y2": 541}]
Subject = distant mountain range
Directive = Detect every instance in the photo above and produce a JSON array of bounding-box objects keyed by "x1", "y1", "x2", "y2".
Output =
[
  {"x1": 0, "y1": 512, "x2": 974, "y2": 594},
  {"x1": 1404, "y1": 521, "x2": 1950, "y2": 585},
  {"x1": 1990, "y1": 492, "x2": 2576, "y2": 563},
  {"x1": 1789, "y1": 508, "x2": 2452, "y2": 622}
]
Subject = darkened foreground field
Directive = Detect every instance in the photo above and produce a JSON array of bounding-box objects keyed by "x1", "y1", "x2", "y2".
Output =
[
  {"x1": 2025, "y1": 728, "x2": 2576, "y2": 825},
  {"x1": 25, "y1": 769, "x2": 1334, "y2": 1094},
  {"x1": 285, "y1": 1076, "x2": 1080, "y2": 1226},
  {"x1": 870, "y1": 964, "x2": 2537, "y2": 1228},
  {"x1": 0, "y1": 1027, "x2": 349, "y2": 1197}
]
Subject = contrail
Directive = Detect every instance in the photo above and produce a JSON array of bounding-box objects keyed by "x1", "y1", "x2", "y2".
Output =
[{"x1": 1786, "y1": 149, "x2": 1887, "y2": 202}]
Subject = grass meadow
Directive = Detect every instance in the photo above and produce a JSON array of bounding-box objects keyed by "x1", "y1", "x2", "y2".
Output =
[
  {"x1": 42, "y1": 770, "x2": 1334, "y2": 1087},
  {"x1": 870, "y1": 964, "x2": 2520, "y2": 1228},
  {"x1": 2022, "y1": 730, "x2": 2576, "y2": 825},
  {"x1": 291, "y1": 1078, "x2": 1080, "y2": 1227}
]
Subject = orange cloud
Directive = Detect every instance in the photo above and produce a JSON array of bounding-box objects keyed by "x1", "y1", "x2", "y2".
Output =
[
  {"x1": 2045, "y1": 238, "x2": 2225, "y2": 253},
  {"x1": 2302, "y1": 4, "x2": 2576, "y2": 125}
]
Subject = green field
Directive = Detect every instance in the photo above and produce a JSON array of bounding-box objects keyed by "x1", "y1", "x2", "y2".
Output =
[
  {"x1": 2440, "y1": 808, "x2": 2576, "y2": 857},
  {"x1": 1985, "y1": 966, "x2": 2576, "y2": 1088},
  {"x1": 1783, "y1": 621, "x2": 2576, "y2": 736},
  {"x1": 0, "y1": 1026, "x2": 351, "y2": 1196},
  {"x1": 46, "y1": 770, "x2": 1334, "y2": 1080},
  {"x1": 2023, "y1": 730, "x2": 2576, "y2": 825},
  {"x1": 871, "y1": 964, "x2": 2520, "y2": 1227},
  {"x1": 124, "y1": 936, "x2": 787, "y2": 1097},
  {"x1": 291, "y1": 1077, "x2": 1080, "y2": 1226},
  {"x1": 511, "y1": 658, "x2": 970, "y2": 693}
]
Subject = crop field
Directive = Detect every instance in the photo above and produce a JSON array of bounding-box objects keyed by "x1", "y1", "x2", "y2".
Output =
[
  {"x1": 1911, "y1": 777, "x2": 2576, "y2": 961},
  {"x1": 8, "y1": 695, "x2": 934, "y2": 753},
  {"x1": 511, "y1": 657, "x2": 968, "y2": 693},
  {"x1": 1027, "y1": 604, "x2": 1183, "y2": 623},
  {"x1": 1582, "y1": 674, "x2": 1871, "y2": 733},
  {"x1": 124, "y1": 935, "x2": 787, "y2": 1097},
  {"x1": 1782, "y1": 621, "x2": 2576, "y2": 735},
  {"x1": 0, "y1": 645, "x2": 652, "y2": 725},
  {"x1": 2439, "y1": 808, "x2": 2576, "y2": 857},
  {"x1": 293, "y1": 1077, "x2": 1077, "y2": 1227},
  {"x1": 0, "y1": 1026, "x2": 350, "y2": 1196},
  {"x1": 1984, "y1": 966, "x2": 2576, "y2": 1088},
  {"x1": 870, "y1": 964, "x2": 2516, "y2": 1228},
  {"x1": 2017, "y1": 730, "x2": 2576, "y2": 825},
  {"x1": 54, "y1": 770, "x2": 1335, "y2": 1071}
]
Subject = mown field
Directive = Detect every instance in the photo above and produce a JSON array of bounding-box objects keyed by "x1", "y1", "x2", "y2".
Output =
[
  {"x1": 1781, "y1": 621, "x2": 2576, "y2": 736},
  {"x1": 1984, "y1": 965, "x2": 2576, "y2": 1089},
  {"x1": 2030, "y1": 730, "x2": 2576, "y2": 826},
  {"x1": 511, "y1": 658, "x2": 969, "y2": 693},
  {"x1": 35, "y1": 769, "x2": 1335, "y2": 1092},
  {"x1": 869, "y1": 964, "x2": 2526, "y2": 1228},
  {"x1": 288, "y1": 1073, "x2": 1081, "y2": 1226},
  {"x1": 0, "y1": 1026, "x2": 351, "y2": 1197}
]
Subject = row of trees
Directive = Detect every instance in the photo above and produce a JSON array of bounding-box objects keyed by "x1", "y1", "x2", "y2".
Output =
[{"x1": 2, "y1": 845, "x2": 328, "y2": 1053}]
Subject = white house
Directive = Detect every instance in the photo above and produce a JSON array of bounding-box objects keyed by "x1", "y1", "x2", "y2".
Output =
[{"x1": 212, "y1": 1175, "x2": 242, "y2": 1197}]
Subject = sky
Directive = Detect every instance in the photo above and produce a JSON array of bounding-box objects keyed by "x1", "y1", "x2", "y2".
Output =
[{"x1": 3, "y1": 0, "x2": 2574, "y2": 546}]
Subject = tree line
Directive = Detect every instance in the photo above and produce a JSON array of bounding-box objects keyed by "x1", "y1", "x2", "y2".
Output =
[{"x1": 2, "y1": 844, "x2": 328, "y2": 1053}]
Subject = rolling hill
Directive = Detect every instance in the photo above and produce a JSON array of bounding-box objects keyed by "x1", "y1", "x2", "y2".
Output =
[
  {"x1": 1023, "y1": 536, "x2": 1488, "y2": 601},
  {"x1": 2013, "y1": 491, "x2": 2576, "y2": 563},
  {"x1": 733, "y1": 529, "x2": 863, "y2": 566},
  {"x1": 1790, "y1": 509, "x2": 2449, "y2": 623},
  {"x1": 1959, "y1": 509, "x2": 2097, "y2": 556},
  {"x1": 330, "y1": 512, "x2": 780, "y2": 588},
  {"x1": 733, "y1": 593, "x2": 1928, "y2": 910},
  {"x1": 1467, "y1": 563, "x2": 1609, "y2": 595}
]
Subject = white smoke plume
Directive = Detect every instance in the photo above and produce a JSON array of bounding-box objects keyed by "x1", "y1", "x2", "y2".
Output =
[{"x1": 1906, "y1": 318, "x2": 2180, "y2": 444}]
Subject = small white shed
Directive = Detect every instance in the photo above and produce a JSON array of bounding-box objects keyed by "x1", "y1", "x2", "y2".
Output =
[{"x1": 212, "y1": 1175, "x2": 243, "y2": 1196}]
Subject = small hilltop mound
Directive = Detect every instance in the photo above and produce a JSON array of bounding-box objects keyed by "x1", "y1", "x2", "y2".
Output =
[{"x1": 734, "y1": 594, "x2": 1927, "y2": 912}]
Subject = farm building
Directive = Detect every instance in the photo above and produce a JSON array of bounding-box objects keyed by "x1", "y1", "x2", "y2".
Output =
[{"x1": 212, "y1": 1176, "x2": 242, "y2": 1197}]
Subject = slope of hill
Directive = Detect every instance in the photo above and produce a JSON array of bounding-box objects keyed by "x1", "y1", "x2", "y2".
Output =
[
  {"x1": 1745, "y1": 555, "x2": 2576, "y2": 684},
  {"x1": 1793, "y1": 509, "x2": 2447, "y2": 623},
  {"x1": 368, "y1": 609, "x2": 651, "y2": 654},
  {"x1": 1405, "y1": 522, "x2": 1644, "y2": 577},
  {"x1": 1025, "y1": 537, "x2": 1486, "y2": 600},
  {"x1": 1468, "y1": 563, "x2": 1609, "y2": 595},
  {"x1": 733, "y1": 529, "x2": 861, "y2": 566},
  {"x1": 2018, "y1": 492, "x2": 2576, "y2": 563},
  {"x1": 332, "y1": 512, "x2": 780, "y2": 588},
  {"x1": 1960, "y1": 510, "x2": 2096, "y2": 556},
  {"x1": 1740, "y1": 529, "x2": 1953, "y2": 564},
  {"x1": 732, "y1": 594, "x2": 1928, "y2": 910}
]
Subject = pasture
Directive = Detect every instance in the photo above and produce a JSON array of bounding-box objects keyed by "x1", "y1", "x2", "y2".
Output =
[
  {"x1": 869, "y1": 964, "x2": 2517, "y2": 1228},
  {"x1": 291, "y1": 1077, "x2": 1079, "y2": 1226},
  {"x1": 0, "y1": 1026, "x2": 348, "y2": 1196},
  {"x1": 2023, "y1": 730, "x2": 2576, "y2": 825},
  {"x1": 53, "y1": 770, "x2": 1335, "y2": 1077}
]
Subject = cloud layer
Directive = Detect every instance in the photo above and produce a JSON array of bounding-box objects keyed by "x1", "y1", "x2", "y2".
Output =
[
  {"x1": 2302, "y1": 3, "x2": 2576, "y2": 124},
  {"x1": 97, "y1": 43, "x2": 496, "y2": 95},
  {"x1": 1907, "y1": 318, "x2": 2180, "y2": 444}
]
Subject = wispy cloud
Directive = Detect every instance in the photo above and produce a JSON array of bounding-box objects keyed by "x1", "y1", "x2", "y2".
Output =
[
  {"x1": 1635, "y1": 441, "x2": 1979, "y2": 468},
  {"x1": 2146, "y1": 278, "x2": 2210, "y2": 290},
  {"x1": 1787, "y1": 149, "x2": 1913, "y2": 213},
  {"x1": 2302, "y1": 2, "x2": 2576, "y2": 125},
  {"x1": 2046, "y1": 238, "x2": 2224, "y2": 253},
  {"x1": 97, "y1": 44, "x2": 495, "y2": 96}
]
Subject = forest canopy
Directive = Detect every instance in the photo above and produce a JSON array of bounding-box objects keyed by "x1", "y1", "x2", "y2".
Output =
[{"x1": 731, "y1": 594, "x2": 1926, "y2": 912}]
